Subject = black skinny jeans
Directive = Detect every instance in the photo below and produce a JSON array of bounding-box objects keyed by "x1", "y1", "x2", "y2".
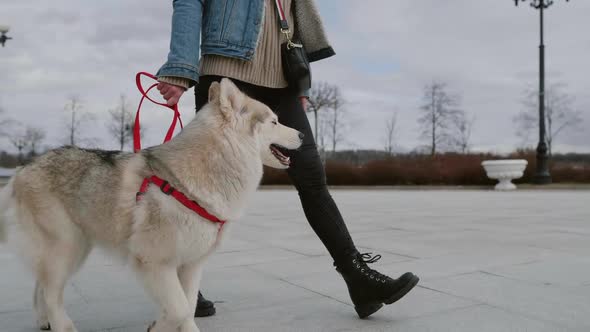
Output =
[{"x1": 195, "y1": 75, "x2": 357, "y2": 264}]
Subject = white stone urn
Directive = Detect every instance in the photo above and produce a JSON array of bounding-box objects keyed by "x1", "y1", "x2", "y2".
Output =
[{"x1": 481, "y1": 159, "x2": 528, "y2": 191}]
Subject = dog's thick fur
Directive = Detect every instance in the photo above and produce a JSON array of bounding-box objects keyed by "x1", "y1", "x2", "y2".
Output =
[{"x1": 0, "y1": 79, "x2": 302, "y2": 332}]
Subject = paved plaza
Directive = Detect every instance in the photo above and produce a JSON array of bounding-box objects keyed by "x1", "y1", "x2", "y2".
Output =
[{"x1": 1, "y1": 188, "x2": 589, "y2": 331}]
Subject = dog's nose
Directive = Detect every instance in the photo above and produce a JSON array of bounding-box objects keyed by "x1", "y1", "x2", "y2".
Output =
[{"x1": 298, "y1": 132, "x2": 305, "y2": 140}]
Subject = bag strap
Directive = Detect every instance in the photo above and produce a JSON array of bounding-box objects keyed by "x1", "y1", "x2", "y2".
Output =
[
  {"x1": 273, "y1": 0, "x2": 302, "y2": 49},
  {"x1": 273, "y1": 0, "x2": 290, "y2": 31}
]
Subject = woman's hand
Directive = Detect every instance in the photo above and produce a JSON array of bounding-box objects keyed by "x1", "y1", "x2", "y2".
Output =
[
  {"x1": 299, "y1": 96, "x2": 309, "y2": 112},
  {"x1": 157, "y1": 82, "x2": 186, "y2": 106}
]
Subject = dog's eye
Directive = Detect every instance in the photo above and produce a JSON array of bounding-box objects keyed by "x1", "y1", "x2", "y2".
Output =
[{"x1": 272, "y1": 120, "x2": 278, "y2": 125}]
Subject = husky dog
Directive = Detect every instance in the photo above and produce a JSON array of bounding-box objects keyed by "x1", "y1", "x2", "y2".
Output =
[{"x1": 0, "y1": 78, "x2": 303, "y2": 332}]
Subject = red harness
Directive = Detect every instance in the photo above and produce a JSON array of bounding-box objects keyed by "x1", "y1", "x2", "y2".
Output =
[{"x1": 133, "y1": 72, "x2": 226, "y2": 228}]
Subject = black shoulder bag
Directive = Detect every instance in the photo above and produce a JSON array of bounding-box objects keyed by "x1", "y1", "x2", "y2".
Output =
[{"x1": 273, "y1": 0, "x2": 311, "y2": 93}]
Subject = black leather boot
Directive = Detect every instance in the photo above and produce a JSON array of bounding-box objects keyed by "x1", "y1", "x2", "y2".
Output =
[
  {"x1": 195, "y1": 291, "x2": 216, "y2": 317},
  {"x1": 335, "y1": 252, "x2": 419, "y2": 319}
]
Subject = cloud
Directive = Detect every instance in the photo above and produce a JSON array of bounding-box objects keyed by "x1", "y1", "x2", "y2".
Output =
[{"x1": 0, "y1": 0, "x2": 588, "y2": 153}]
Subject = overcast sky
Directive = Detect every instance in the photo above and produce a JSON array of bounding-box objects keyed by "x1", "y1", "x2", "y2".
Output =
[{"x1": 0, "y1": 0, "x2": 588, "y2": 154}]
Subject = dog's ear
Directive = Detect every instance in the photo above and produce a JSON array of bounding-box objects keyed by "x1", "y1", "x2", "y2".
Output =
[
  {"x1": 249, "y1": 108, "x2": 270, "y2": 134},
  {"x1": 208, "y1": 81, "x2": 220, "y2": 104},
  {"x1": 219, "y1": 78, "x2": 244, "y2": 118}
]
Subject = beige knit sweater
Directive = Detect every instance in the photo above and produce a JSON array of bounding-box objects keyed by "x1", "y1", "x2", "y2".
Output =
[{"x1": 159, "y1": 0, "x2": 293, "y2": 90}]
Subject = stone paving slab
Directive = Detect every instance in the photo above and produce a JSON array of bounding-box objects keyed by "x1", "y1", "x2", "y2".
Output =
[
  {"x1": 422, "y1": 272, "x2": 590, "y2": 330},
  {"x1": 484, "y1": 256, "x2": 590, "y2": 287},
  {"x1": 1, "y1": 189, "x2": 588, "y2": 331}
]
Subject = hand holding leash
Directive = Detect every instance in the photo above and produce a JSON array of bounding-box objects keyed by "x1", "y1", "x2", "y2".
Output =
[{"x1": 156, "y1": 82, "x2": 185, "y2": 106}]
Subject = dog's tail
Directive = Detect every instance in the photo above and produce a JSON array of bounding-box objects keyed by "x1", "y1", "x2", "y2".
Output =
[{"x1": 0, "y1": 177, "x2": 15, "y2": 243}]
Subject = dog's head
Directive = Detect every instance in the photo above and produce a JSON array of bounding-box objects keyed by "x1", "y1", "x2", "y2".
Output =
[{"x1": 208, "y1": 78, "x2": 303, "y2": 169}]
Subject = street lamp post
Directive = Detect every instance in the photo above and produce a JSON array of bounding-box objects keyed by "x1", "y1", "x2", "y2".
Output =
[
  {"x1": 514, "y1": 0, "x2": 569, "y2": 184},
  {"x1": 0, "y1": 25, "x2": 12, "y2": 47}
]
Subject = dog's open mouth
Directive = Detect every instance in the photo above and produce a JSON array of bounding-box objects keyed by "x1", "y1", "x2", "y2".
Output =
[{"x1": 270, "y1": 144, "x2": 291, "y2": 166}]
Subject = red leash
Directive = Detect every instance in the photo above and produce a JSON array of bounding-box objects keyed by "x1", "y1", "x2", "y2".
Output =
[
  {"x1": 133, "y1": 72, "x2": 225, "y2": 228},
  {"x1": 133, "y1": 72, "x2": 184, "y2": 152}
]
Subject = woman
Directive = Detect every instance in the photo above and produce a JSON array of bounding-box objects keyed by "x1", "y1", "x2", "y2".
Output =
[{"x1": 156, "y1": 0, "x2": 418, "y2": 319}]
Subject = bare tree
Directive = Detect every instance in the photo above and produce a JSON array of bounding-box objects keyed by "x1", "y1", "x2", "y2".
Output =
[
  {"x1": 324, "y1": 88, "x2": 347, "y2": 153},
  {"x1": 106, "y1": 95, "x2": 137, "y2": 151},
  {"x1": 64, "y1": 96, "x2": 93, "y2": 146},
  {"x1": 7, "y1": 122, "x2": 27, "y2": 164},
  {"x1": 417, "y1": 81, "x2": 462, "y2": 156},
  {"x1": 24, "y1": 126, "x2": 46, "y2": 157},
  {"x1": 308, "y1": 82, "x2": 339, "y2": 142},
  {"x1": 451, "y1": 111, "x2": 475, "y2": 154},
  {"x1": 515, "y1": 82, "x2": 583, "y2": 155},
  {"x1": 383, "y1": 112, "x2": 398, "y2": 155},
  {"x1": 5, "y1": 123, "x2": 46, "y2": 163},
  {"x1": 316, "y1": 110, "x2": 329, "y2": 153}
]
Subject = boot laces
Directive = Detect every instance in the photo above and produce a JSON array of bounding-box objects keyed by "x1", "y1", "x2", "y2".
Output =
[
  {"x1": 360, "y1": 253, "x2": 381, "y2": 263},
  {"x1": 352, "y1": 253, "x2": 391, "y2": 283}
]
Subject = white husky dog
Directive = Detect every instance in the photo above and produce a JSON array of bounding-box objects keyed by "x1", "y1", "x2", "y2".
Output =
[{"x1": 0, "y1": 78, "x2": 303, "y2": 332}]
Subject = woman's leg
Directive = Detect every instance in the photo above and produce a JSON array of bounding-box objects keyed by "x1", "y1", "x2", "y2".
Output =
[
  {"x1": 192, "y1": 76, "x2": 219, "y2": 318},
  {"x1": 271, "y1": 88, "x2": 419, "y2": 318},
  {"x1": 272, "y1": 90, "x2": 358, "y2": 263},
  {"x1": 193, "y1": 75, "x2": 269, "y2": 317}
]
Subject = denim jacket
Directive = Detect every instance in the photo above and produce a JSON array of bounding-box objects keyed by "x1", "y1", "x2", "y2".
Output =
[{"x1": 157, "y1": 0, "x2": 335, "y2": 86}]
